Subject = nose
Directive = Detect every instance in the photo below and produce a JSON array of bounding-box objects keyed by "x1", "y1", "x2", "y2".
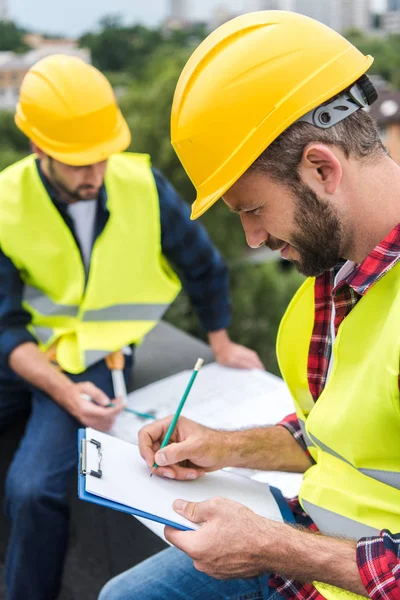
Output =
[
  {"x1": 85, "y1": 161, "x2": 107, "y2": 187},
  {"x1": 240, "y1": 213, "x2": 268, "y2": 249}
]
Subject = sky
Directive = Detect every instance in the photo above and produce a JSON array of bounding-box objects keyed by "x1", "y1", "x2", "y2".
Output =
[
  {"x1": 9, "y1": 0, "x2": 249, "y2": 36},
  {"x1": 8, "y1": 0, "x2": 386, "y2": 37}
]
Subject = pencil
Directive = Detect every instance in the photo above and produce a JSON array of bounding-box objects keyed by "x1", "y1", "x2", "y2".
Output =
[{"x1": 151, "y1": 357, "x2": 204, "y2": 475}]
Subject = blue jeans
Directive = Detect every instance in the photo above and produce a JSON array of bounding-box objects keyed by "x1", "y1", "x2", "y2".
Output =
[
  {"x1": 99, "y1": 547, "x2": 283, "y2": 600},
  {"x1": 0, "y1": 352, "x2": 133, "y2": 600}
]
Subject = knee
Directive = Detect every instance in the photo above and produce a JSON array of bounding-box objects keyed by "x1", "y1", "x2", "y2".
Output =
[
  {"x1": 99, "y1": 571, "x2": 142, "y2": 600},
  {"x1": 98, "y1": 577, "x2": 125, "y2": 600},
  {"x1": 5, "y1": 468, "x2": 65, "y2": 518}
]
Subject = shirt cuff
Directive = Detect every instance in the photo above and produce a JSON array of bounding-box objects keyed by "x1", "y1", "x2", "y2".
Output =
[
  {"x1": 200, "y1": 311, "x2": 231, "y2": 333},
  {"x1": 0, "y1": 327, "x2": 37, "y2": 366},
  {"x1": 277, "y1": 412, "x2": 310, "y2": 457},
  {"x1": 357, "y1": 531, "x2": 400, "y2": 600}
]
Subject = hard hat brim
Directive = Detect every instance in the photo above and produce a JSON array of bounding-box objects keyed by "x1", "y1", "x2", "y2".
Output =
[{"x1": 16, "y1": 108, "x2": 132, "y2": 166}]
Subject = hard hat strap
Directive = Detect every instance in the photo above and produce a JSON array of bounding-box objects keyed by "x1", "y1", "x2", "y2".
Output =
[{"x1": 296, "y1": 82, "x2": 369, "y2": 130}]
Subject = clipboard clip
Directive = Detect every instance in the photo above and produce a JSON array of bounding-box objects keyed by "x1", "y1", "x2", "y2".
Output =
[{"x1": 80, "y1": 437, "x2": 103, "y2": 479}]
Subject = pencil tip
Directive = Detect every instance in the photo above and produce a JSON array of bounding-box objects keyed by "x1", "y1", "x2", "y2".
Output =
[{"x1": 149, "y1": 473, "x2": 153, "y2": 478}]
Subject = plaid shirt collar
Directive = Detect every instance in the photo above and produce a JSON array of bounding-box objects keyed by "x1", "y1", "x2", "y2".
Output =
[{"x1": 334, "y1": 222, "x2": 400, "y2": 296}]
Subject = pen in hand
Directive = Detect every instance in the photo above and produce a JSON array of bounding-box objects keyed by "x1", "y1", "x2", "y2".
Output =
[
  {"x1": 151, "y1": 357, "x2": 204, "y2": 477},
  {"x1": 80, "y1": 393, "x2": 156, "y2": 421}
]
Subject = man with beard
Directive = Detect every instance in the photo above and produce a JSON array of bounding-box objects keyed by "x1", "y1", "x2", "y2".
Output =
[
  {"x1": 100, "y1": 10, "x2": 400, "y2": 600},
  {"x1": 0, "y1": 54, "x2": 263, "y2": 600}
]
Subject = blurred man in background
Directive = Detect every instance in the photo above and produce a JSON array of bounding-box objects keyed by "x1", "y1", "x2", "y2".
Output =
[{"x1": 0, "y1": 54, "x2": 262, "y2": 600}]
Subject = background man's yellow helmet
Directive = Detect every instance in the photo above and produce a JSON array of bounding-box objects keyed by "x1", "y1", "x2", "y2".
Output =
[
  {"x1": 170, "y1": 11, "x2": 376, "y2": 219},
  {"x1": 15, "y1": 54, "x2": 131, "y2": 166}
]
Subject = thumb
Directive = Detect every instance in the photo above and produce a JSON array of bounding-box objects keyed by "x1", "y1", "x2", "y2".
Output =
[
  {"x1": 173, "y1": 499, "x2": 211, "y2": 524},
  {"x1": 154, "y1": 440, "x2": 194, "y2": 466}
]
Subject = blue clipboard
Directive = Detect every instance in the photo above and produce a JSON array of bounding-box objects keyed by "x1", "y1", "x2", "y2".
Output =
[{"x1": 77, "y1": 429, "x2": 295, "y2": 530}]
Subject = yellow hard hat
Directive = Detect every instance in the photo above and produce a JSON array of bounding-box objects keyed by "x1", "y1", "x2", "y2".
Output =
[
  {"x1": 171, "y1": 11, "x2": 374, "y2": 219},
  {"x1": 15, "y1": 54, "x2": 131, "y2": 165}
]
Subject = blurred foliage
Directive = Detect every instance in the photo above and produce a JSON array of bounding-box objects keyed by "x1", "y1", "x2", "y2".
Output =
[
  {"x1": 345, "y1": 28, "x2": 400, "y2": 88},
  {"x1": 79, "y1": 15, "x2": 208, "y2": 79},
  {"x1": 0, "y1": 112, "x2": 30, "y2": 171},
  {"x1": 0, "y1": 21, "x2": 29, "y2": 53},
  {"x1": 165, "y1": 261, "x2": 304, "y2": 375},
  {"x1": 119, "y1": 47, "x2": 248, "y2": 261}
]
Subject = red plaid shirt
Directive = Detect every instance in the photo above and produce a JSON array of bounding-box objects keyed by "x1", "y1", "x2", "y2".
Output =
[{"x1": 271, "y1": 223, "x2": 400, "y2": 600}]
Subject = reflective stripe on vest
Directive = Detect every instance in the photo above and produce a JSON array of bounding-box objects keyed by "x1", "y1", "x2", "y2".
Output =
[
  {"x1": 308, "y1": 431, "x2": 400, "y2": 490},
  {"x1": 298, "y1": 418, "x2": 315, "y2": 450},
  {"x1": 302, "y1": 499, "x2": 380, "y2": 539},
  {"x1": 31, "y1": 325, "x2": 54, "y2": 345},
  {"x1": 82, "y1": 303, "x2": 170, "y2": 322},
  {"x1": 85, "y1": 350, "x2": 113, "y2": 368},
  {"x1": 25, "y1": 284, "x2": 170, "y2": 324},
  {"x1": 24, "y1": 284, "x2": 79, "y2": 317}
]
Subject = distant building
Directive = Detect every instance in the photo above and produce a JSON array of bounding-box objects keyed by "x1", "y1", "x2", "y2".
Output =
[
  {"x1": 0, "y1": 38, "x2": 90, "y2": 110},
  {"x1": 169, "y1": 0, "x2": 187, "y2": 20},
  {"x1": 0, "y1": 0, "x2": 8, "y2": 21},
  {"x1": 247, "y1": 0, "x2": 372, "y2": 32},
  {"x1": 369, "y1": 86, "x2": 400, "y2": 165},
  {"x1": 211, "y1": 4, "x2": 238, "y2": 28},
  {"x1": 382, "y1": 0, "x2": 400, "y2": 33}
]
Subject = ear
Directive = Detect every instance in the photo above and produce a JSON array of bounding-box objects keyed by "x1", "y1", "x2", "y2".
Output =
[
  {"x1": 298, "y1": 143, "x2": 342, "y2": 195},
  {"x1": 30, "y1": 141, "x2": 46, "y2": 160}
]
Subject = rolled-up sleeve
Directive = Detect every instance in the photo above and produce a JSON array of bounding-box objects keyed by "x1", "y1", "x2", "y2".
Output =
[
  {"x1": 357, "y1": 530, "x2": 400, "y2": 600},
  {"x1": 153, "y1": 168, "x2": 231, "y2": 332},
  {"x1": 278, "y1": 412, "x2": 310, "y2": 456},
  {"x1": 0, "y1": 248, "x2": 36, "y2": 365}
]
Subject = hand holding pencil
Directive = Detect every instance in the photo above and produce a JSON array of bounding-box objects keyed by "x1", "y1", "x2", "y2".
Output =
[{"x1": 138, "y1": 359, "x2": 233, "y2": 480}]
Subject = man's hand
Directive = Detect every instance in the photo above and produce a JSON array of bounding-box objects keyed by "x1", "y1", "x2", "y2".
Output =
[
  {"x1": 138, "y1": 415, "x2": 231, "y2": 480},
  {"x1": 166, "y1": 498, "x2": 367, "y2": 597},
  {"x1": 61, "y1": 381, "x2": 124, "y2": 432},
  {"x1": 165, "y1": 497, "x2": 274, "y2": 579},
  {"x1": 208, "y1": 330, "x2": 264, "y2": 369}
]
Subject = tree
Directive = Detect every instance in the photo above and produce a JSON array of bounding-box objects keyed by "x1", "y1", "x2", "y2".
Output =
[
  {"x1": 119, "y1": 48, "x2": 249, "y2": 261},
  {"x1": 79, "y1": 17, "x2": 164, "y2": 76},
  {"x1": 0, "y1": 21, "x2": 29, "y2": 53},
  {"x1": 345, "y1": 29, "x2": 400, "y2": 89}
]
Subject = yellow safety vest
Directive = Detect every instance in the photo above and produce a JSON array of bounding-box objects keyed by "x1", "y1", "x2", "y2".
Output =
[
  {"x1": 277, "y1": 263, "x2": 400, "y2": 600},
  {"x1": 0, "y1": 153, "x2": 181, "y2": 373}
]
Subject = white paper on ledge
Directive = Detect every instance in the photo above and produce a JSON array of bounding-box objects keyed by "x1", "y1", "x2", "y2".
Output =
[
  {"x1": 108, "y1": 362, "x2": 303, "y2": 541},
  {"x1": 111, "y1": 362, "x2": 296, "y2": 443}
]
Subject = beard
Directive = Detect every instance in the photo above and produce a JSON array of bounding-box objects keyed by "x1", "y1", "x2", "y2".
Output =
[
  {"x1": 49, "y1": 159, "x2": 99, "y2": 202},
  {"x1": 265, "y1": 182, "x2": 344, "y2": 277},
  {"x1": 290, "y1": 182, "x2": 344, "y2": 276}
]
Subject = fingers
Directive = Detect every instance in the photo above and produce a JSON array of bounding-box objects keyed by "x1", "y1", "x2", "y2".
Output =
[
  {"x1": 78, "y1": 381, "x2": 111, "y2": 407},
  {"x1": 138, "y1": 416, "x2": 174, "y2": 467},
  {"x1": 227, "y1": 347, "x2": 265, "y2": 370},
  {"x1": 237, "y1": 350, "x2": 264, "y2": 370},
  {"x1": 173, "y1": 498, "x2": 215, "y2": 523},
  {"x1": 163, "y1": 499, "x2": 216, "y2": 549},
  {"x1": 247, "y1": 351, "x2": 264, "y2": 370},
  {"x1": 151, "y1": 440, "x2": 205, "y2": 479},
  {"x1": 77, "y1": 385, "x2": 124, "y2": 431},
  {"x1": 164, "y1": 526, "x2": 197, "y2": 553},
  {"x1": 154, "y1": 440, "x2": 196, "y2": 468},
  {"x1": 151, "y1": 464, "x2": 206, "y2": 481}
]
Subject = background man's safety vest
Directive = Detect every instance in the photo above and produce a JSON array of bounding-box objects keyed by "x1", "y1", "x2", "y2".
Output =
[
  {"x1": 0, "y1": 153, "x2": 181, "y2": 373},
  {"x1": 277, "y1": 263, "x2": 400, "y2": 600}
]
